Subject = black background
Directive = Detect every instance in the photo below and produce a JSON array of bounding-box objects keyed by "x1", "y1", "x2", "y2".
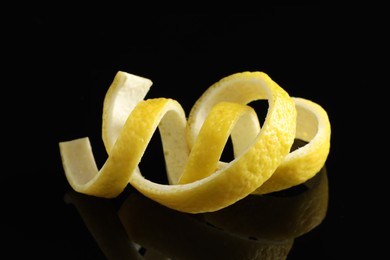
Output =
[{"x1": 5, "y1": 4, "x2": 387, "y2": 259}]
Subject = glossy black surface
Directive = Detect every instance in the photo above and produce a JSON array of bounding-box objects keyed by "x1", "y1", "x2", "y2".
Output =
[
  {"x1": 63, "y1": 164, "x2": 328, "y2": 260},
  {"x1": 8, "y1": 5, "x2": 386, "y2": 259}
]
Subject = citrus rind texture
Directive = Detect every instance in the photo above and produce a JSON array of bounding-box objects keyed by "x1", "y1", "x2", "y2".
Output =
[{"x1": 59, "y1": 71, "x2": 331, "y2": 213}]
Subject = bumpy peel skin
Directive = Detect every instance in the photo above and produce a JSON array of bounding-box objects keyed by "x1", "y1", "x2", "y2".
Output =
[{"x1": 59, "y1": 71, "x2": 331, "y2": 213}]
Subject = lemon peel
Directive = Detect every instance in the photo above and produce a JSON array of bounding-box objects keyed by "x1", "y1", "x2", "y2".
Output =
[
  {"x1": 203, "y1": 165, "x2": 329, "y2": 241},
  {"x1": 253, "y1": 97, "x2": 331, "y2": 194},
  {"x1": 59, "y1": 70, "x2": 331, "y2": 213}
]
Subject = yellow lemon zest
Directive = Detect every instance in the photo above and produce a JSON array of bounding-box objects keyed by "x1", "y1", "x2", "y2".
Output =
[{"x1": 59, "y1": 71, "x2": 330, "y2": 213}]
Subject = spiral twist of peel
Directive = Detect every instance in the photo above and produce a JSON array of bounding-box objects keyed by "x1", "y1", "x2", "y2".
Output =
[{"x1": 59, "y1": 71, "x2": 331, "y2": 213}]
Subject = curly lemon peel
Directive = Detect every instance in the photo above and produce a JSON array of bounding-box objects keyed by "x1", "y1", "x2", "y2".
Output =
[
  {"x1": 102, "y1": 71, "x2": 153, "y2": 153},
  {"x1": 253, "y1": 97, "x2": 331, "y2": 194},
  {"x1": 59, "y1": 71, "x2": 330, "y2": 213}
]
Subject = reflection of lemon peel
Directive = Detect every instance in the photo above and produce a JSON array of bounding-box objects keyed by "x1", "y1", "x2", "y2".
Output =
[
  {"x1": 118, "y1": 191, "x2": 294, "y2": 260},
  {"x1": 204, "y1": 163, "x2": 329, "y2": 241},
  {"x1": 64, "y1": 166, "x2": 327, "y2": 259},
  {"x1": 64, "y1": 191, "x2": 141, "y2": 259},
  {"x1": 59, "y1": 71, "x2": 331, "y2": 213}
]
